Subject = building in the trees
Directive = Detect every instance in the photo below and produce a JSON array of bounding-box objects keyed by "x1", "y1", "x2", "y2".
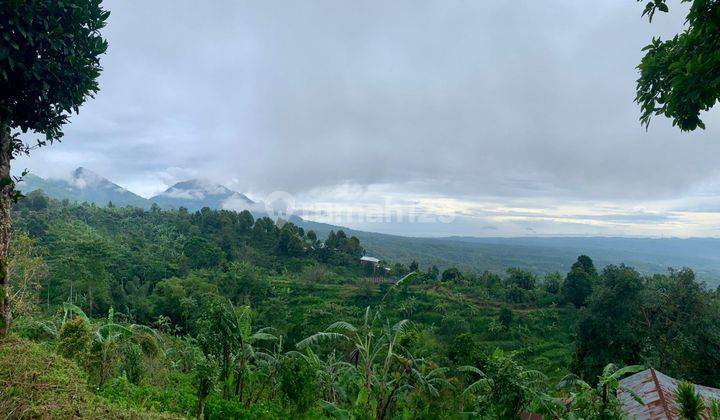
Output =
[
  {"x1": 618, "y1": 368, "x2": 720, "y2": 419},
  {"x1": 360, "y1": 256, "x2": 380, "y2": 267}
]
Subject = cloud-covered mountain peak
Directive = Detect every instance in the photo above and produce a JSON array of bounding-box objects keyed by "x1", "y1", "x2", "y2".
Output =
[
  {"x1": 18, "y1": 168, "x2": 150, "y2": 207},
  {"x1": 18, "y1": 169, "x2": 257, "y2": 212},
  {"x1": 162, "y1": 179, "x2": 234, "y2": 199},
  {"x1": 152, "y1": 179, "x2": 254, "y2": 210},
  {"x1": 71, "y1": 167, "x2": 114, "y2": 189}
]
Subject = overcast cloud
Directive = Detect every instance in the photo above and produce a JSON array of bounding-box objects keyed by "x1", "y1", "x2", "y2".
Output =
[{"x1": 15, "y1": 0, "x2": 720, "y2": 236}]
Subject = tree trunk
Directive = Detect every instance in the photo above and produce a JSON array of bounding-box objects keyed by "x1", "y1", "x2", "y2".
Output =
[
  {"x1": 197, "y1": 397, "x2": 206, "y2": 420},
  {"x1": 237, "y1": 357, "x2": 246, "y2": 406},
  {"x1": 87, "y1": 286, "x2": 93, "y2": 317},
  {"x1": 0, "y1": 123, "x2": 12, "y2": 337}
]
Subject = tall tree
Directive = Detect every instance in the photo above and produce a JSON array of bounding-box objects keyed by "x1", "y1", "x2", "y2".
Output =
[
  {"x1": 572, "y1": 265, "x2": 645, "y2": 381},
  {"x1": 636, "y1": 0, "x2": 720, "y2": 131},
  {"x1": 0, "y1": 0, "x2": 109, "y2": 335},
  {"x1": 563, "y1": 255, "x2": 597, "y2": 308},
  {"x1": 506, "y1": 268, "x2": 536, "y2": 290},
  {"x1": 642, "y1": 268, "x2": 720, "y2": 386}
]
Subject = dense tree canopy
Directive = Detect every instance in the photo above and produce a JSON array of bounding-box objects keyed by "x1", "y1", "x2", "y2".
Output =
[
  {"x1": 636, "y1": 0, "x2": 720, "y2": 131},
  {"x1": 0, "y1": 0, "x2": 109, "y2": 143}
]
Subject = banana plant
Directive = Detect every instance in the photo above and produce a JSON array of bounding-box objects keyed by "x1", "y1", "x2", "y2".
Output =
[
  {"x1": 379, "y1": 272, "x2": 419, "y2": 305},
  {"x1": 233, "y1": 322, "x2": 278, "y2": 405},
  {"x1": 288, "y1": 347, "x2": 353, "y2": 404},
  {"x1": 196, "y1": 301, "x2": 277, "y2": 402},
  {"x1": 297, "y1": 306, "x2": 418, "y2": 419},
  {"x1": 408, "y1": 364, "x2": 454, "y2": 399},
  {"x1": 460, "y1": 348, "x2": 554, "y2": 418},
  {"x1": 32, "y1": 302, "x2": 89, "y2": 338},
  {"x1": 556, "y1": 363, "x2": 645, "y2": 419},
  {"x1": 245, "y1": 335, "x2": 285, "y2": 406},
  {"x1": 92, "y1": 307, "x2": 164, "y2": 386}
]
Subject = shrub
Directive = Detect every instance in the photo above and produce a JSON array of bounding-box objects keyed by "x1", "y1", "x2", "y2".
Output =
[
  {"x1": 204, "y1": 396, "x2": 287, "y2": 419},
  {"x1": 99, "y1": 374, "x2": 197, "y2": 416},
  {"x1": 300, "y1": 265, "x2": 335, "y2": 284},
  {"x1": 279, "y1": 357, "x2": 319, "y2": 414},
  {"x1": 134, "y1": 331, "x2": 161, "y2": 358},
  {"x1": 677, "y1": 381, "x2": 705, "y2": 420},
  {"x1": 498, "y1": 306, "x2": 514, "y2": 331},
  {"x1": 123, "y1": 343, "x2": 144, "y2": 385},
  {"x1": 56, "y1": 317, "x2": 91, "y2": 361}
]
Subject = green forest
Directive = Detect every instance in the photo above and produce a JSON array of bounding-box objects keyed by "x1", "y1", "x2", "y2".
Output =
[
  {"x1": 3, "y1": 0, "x2": 720, "y2": 418},
  {"x1": 3, "y1": 193, "x2": 720, "y2": 418}
]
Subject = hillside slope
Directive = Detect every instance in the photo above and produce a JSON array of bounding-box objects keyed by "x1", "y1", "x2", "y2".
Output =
[
  {"x1": 17, "y1": 168, "x2": 151, "y2": 208},
  {"x1": 0, "y1": 336, "x2": 167, "y2": 419}
]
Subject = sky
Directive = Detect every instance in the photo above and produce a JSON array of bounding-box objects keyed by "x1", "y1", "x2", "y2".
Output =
[{"x1": 15, "y1": 0, "x2": 720, "y2": 237}]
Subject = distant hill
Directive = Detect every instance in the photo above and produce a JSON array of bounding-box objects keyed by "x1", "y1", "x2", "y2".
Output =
[
  {"x1": 17, "y1": 167, "x2": 151, "y2": 208},
  {"x1": 16, "y1": 169, "x2": 256, "y2": 212},
  {"x1": 150, "y1": 179, "x2": 254, "y2": 211},
  {"x1": 359, "y1": 234, "x2": 720, "y2": 287},
  {"x1": 15, "y1": 169, "x2": 720, "y2": 286},
  {"x1": 291, "y1": 218, "x2": 720, "y2": 286}
]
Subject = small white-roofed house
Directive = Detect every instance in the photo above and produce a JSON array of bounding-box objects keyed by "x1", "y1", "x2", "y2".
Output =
[{"x1": 360, "y1": 256, "x2": 380, "y2": 267}]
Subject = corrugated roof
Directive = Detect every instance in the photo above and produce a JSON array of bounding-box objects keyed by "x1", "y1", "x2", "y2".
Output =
[
  {"x1": 360, "y1": 256, "x2": 380, "y2": 263},
  {"x1": 618, "y1": 368, "x2": 720, "y2": 419}
]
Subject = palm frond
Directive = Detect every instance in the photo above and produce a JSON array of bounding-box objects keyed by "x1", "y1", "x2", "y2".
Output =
[
  {"x1": 457, "y1": 365, "x2": 485, "y2": 376},
  {"x1": 463, "y1": 378, "x2": 493, "y2": 395},
  {"x1": 62, "y1": 302, "x2": 88, "y2": 323},
  {"x1": 395, "y1": 271, "x2": 419, "y2": 286},
  {"x1": 33, "y1": 320, "x2": 58, "y2": 338},
  {"x1": 392, "y1": 319, "x2": 410, "y2": 335},
  {"x1": 619, "y1": 385, "x2": 646, "y2": 406},
  {"x1": 250, "y1": 332, "x2": 278, "y2": 342},
  {"x1": 319, "y1": 400, "x2": 352, "y2": 419},
  {"x1": 296, "y1": 332, "x2": 349, "y2": 349},
  {"x1": 557, "y1": 373, "x2": 591, "y2": 391},
  {"x1": 326, "y1": 321, "x2": 358, "y2": 334},
  {"x1": 606, "y1": 364, "x2": 645, "y2": 382}
]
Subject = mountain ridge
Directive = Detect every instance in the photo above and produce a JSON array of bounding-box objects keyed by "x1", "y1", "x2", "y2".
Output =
[
  {"x1": 150, "y1": 178, "x2": 254, "y2": 211},
  {"x1": 17, "y1": 167, "x2": 151, "y2": 208},
  {"x1": 17, "y1": 168, "x2": 255, "y2": 212}
]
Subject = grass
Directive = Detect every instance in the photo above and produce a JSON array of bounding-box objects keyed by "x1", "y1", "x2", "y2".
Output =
[{"x1": 0, "y1": 335, "x2": 175, "y2": 419}]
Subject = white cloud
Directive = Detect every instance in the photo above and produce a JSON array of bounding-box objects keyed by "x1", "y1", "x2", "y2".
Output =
[{"x1": 12, "y1": 0, "x2": 720, "y2": 237}]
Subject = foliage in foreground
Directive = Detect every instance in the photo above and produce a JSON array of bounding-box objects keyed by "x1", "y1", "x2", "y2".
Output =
[{"x1": 0, "y1": 335, "x2": 149, "y2": 418}]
